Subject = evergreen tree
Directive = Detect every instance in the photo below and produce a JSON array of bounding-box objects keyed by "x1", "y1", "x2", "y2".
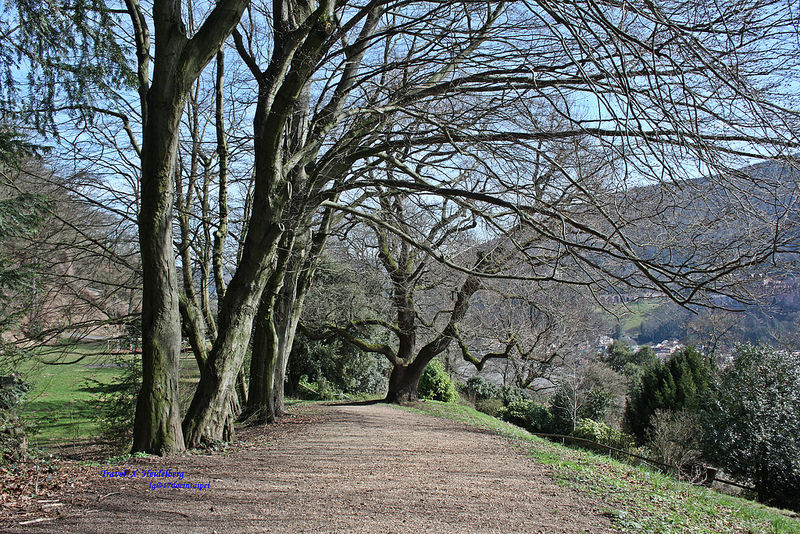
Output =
[
  {"x1": 0, "y1": 150, "x2": 49, "y2": 340},
  {"x1": 1, "y1": 1, "x2": 132, "y2": 132},
  {"x1": 604, "y1": 341, "x2": 657, "y2": 375},
  {"x1": 703, "y1": 345, "x2": 800, "y2": 509},
  {"x1": 625, "y1": 347, "x2": 713, "y2": 441}
]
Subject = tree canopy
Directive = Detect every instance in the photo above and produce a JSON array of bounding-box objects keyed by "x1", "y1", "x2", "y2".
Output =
[
  {"x1": 625, "y1": 346, "x2": 713, "y2": 441},
  {"x1": 2, "y1": 0, "x2": 799, "y2": 453}
]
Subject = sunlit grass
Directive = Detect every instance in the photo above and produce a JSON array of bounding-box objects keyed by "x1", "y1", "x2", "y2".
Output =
[{"x1": 17, "y1": 344, "x2": 201, "y2": 447}]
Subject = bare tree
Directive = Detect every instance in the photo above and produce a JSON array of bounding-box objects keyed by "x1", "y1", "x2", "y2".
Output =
[
  {"x1": 122, "y1": 0, "x2": 250, "y2": 454},
  {"x1": 313, "y1": 189, "x2": 549, "y2": 401},
  {"x1": 0, "y1": 161, "x2": 141, "y2": 347},
  {"x1": 458, "y1": 282, "x2": 605, "y2": 391},
  {"x1": 7, "y1": 0, "x2": 799, "y2": 449}
]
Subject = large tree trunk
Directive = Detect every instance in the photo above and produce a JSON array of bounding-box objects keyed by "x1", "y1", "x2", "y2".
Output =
[
  {"x1": 272, "y1": 293, "x2": 303, "y2": 416},
  {"x1": 384, "y1": 274, "x2": 481, "y2": 405},
  {"x1": 128, "y1": 0, "x2": 250, "y2": 455},
  {"x1": 181, "y1": 1, "x2": 338, "y2": 447},
  {"x1": 273, "y1": 204, "x2": 338, "y2": 413},
  {"x1": 182, "y1": 221, "x2": 283, "y2": 447},
  {"x1": 271, "y1": 244, "x2": 309, "y2": 416},
  {"x1": 244, "y1": 231, "x2": 294, "y2": 420},
  {"x1": 132, "y1": 86, "x2": 186, "y2": 455},
  {"x1": 246, "y1": 293, "x2": 279, "y2": 424},
  {"x1": 181, "y1": 292, "x2": 262, "y2": 446},
  {"x1": 385, "y1": 359, "x2": 428, "y2": 404}
]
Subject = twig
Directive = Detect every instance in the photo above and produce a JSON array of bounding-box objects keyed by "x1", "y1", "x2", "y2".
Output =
[
  {"x1": 160, "y1": 510, "x2": 190, "y2": 519},
  {"x1": 19, "y1": 517, "x2": 57, "y2": 526}
]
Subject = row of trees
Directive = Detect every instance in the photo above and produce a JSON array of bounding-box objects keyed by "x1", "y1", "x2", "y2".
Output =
[{"x1": 1, "y1": 0, "x2": 799, "y2": 455}]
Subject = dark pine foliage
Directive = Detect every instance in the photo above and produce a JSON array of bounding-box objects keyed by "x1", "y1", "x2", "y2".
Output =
[{"x1": 625, "y1": 347, "x2": 713, "y2": 442}]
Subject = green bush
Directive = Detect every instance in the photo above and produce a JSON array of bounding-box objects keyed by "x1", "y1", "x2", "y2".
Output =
[
  {"x1": 465, "y1": 375, "x2": 500, "y2": 401},
  {"x1": 475, "y1": 397, "x2": 504, "y2": 418},
  {"x1": 499, "y1": 385, "x2": 529, "y2": 405},
  {"x1": 465, "y1": 376, "x2": 529, "y2": 405},
  {"x1": 418, "y1": 359, "x2": 458, "y2": 403},
  {"x1": 703, "y1": 344, "x2": 800, "y2": 509},
  {"x1": 573, "y1": 418, "x2": 636, "y2": 452},
  {"x1": 605, "y1": 341, "x2": 658, "y2": 374},
  {"x1": 288, "y1": 334, "x2": 388, "y2": 396},
  {"x1": 86, "y1": 357, "x2": 140, "y2": 450},
  {"x1": 296, "y1": 375, "x2": 344, "y2": 400},
  {"x1": 500, "y1": 400, "x2": 552, "y2": 433}
]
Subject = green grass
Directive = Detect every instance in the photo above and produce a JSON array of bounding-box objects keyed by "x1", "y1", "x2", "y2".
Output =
[
  {"x1": 17, "y1": 344, "x2": 201, "y2": 447},
  {"x1": 18, "y1": 347, "x2": 126, "y2": 446},
  {"x1": 402, "y1": 401, "x2": 800, "y2": 533},
  {"x1": 602, "y1": 300, "x2": 664, "y2": 334}
]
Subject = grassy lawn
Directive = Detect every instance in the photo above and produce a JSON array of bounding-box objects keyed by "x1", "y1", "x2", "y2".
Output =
[
  {"x1": 403, "y1": 401, "x2": 800, "y2": 534},
  {"x1": 603, "y1": 300, "x2": 664, "y2": 334},
  {"x1": 17, "y1": 344, "x2": 201, "y2": 448},
  {"x1": 19, "y1": 345, "x2": 127, "y2": 447}
]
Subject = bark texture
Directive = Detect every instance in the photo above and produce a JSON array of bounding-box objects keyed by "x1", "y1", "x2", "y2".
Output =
[{"x1": 130, "y1": 0, "x2": 249, "y2": 454}]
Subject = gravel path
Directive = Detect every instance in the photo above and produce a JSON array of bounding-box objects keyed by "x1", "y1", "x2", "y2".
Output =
[{"x1": 4, "y1": 403, "x2": 613, "y2": 533}]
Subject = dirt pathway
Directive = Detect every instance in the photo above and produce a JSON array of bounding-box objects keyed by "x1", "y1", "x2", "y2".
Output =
[{"x1": 4, "y1": 404, "x2": 613, "y2": 533}]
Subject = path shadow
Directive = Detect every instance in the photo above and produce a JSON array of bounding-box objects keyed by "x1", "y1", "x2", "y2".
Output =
[{"x1": 323, "y1": 398, "x2": 384, "y2": 407}]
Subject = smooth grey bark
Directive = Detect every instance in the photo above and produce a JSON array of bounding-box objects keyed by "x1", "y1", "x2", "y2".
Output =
[
  {"x1": 248, "y1": 298, "x2": 278, "y2": 423},
  {"x1": 272, "y1": 272, "x2": 304, "y2": 416}
]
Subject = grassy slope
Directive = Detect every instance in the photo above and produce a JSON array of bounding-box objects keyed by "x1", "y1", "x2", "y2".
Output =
[
  {"x1": 603, "y1": 300, "x2": 664, "y2": 334},
  {"x1": 402, "y1": 401, "x2": 800, "y2": 534}
]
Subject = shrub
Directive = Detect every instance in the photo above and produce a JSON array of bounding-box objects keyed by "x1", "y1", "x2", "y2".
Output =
[
  {"x1": 296, "y1": 375, "x2": 344, "y2": 400},
  {"x1": 465, "y1": 375, "x2": 501, "y2": 401},
  {"x1": 418, "y1": 359, "x2": 458, "y2": 403},
  {"x1": 604, "y1": 341, "x2": 658, "y2": 374},
  {"x1": 500, "y1": 400, "x2": 552, "y2": 433},
  {"x1": 645, "y1": 409, "x2": 702, "y2": 479},
  {"x1": 703, "y1": 344, "x2": 800, "y2": 509},
  {"x1": 465, "y1": 375, "x2": 529, "y2": 405},
  {"x1": 87, "y1": 357, "x2": 140, "y2": 450},
  {"x1": 475, "y1": 398, "x2": 504, "y2": 418},
  {"x1": 499, "y1": 385, "x2": 529, "y2": 405},
  {"x1": 0, "y1": 372, "x2": 29, "y2": 463},
  {"x1": 289, "y1": 334, "x2": 388, "y2": 396},
  {"x1": 573, "y1": 418, "x2": 635, "y2": 452}
]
